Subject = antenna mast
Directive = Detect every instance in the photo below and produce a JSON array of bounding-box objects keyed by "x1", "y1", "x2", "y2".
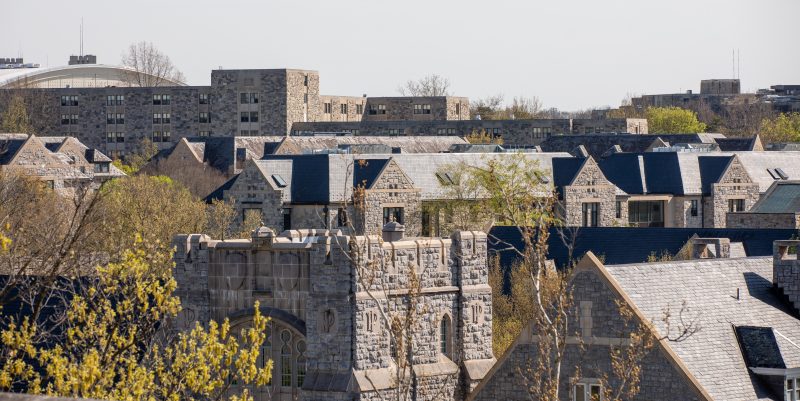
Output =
[{"x1": 80, "y1": 18, "x2": 84, "y2": 57}]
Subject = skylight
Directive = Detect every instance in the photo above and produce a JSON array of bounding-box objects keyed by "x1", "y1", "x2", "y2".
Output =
[{"x1": 272, "y1": 174, "x2": 287, "y2": 188}]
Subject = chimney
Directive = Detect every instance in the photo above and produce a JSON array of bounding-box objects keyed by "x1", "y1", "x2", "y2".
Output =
[
  {"x1": 382, "y1": 221, "x2": 405, "y2": 242},
  {"x1": 690, "y1": 238, "x2": 731, "y2": 259},
  {"x1": 773, "y1": 240, "x2": 800, "y2": 314}
]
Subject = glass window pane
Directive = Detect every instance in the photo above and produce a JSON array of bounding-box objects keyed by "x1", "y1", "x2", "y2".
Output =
[{"x1": 574, "y1": 384, "x2": 585, "y2": 401}]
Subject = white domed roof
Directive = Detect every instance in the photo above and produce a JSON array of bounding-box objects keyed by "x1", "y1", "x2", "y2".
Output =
[{"x1": 0, "y1": 64, "x2": 186, "y2": 89}]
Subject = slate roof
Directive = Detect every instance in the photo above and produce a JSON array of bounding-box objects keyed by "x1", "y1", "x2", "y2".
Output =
[
  {"x1": 716, "y1": 137, "x2": 760, "y2": 151},
  {"x1": 210, "y1": 152, "x2": 571, "y2": 204},
  {"x1": 552, "y1": 157, "x2": 586, "y2": 197},
  {"x1": 488, "y1": 226, "x2": 799, "y2": 268},
  {"x1": 596, "y1": 151, "x2": 800, "y2": 196},
  {"x1": 539, "y1": 133, "x2": 721, "y2": 159},
  {"x1": 353, "y1": 159, "x2": 390, "y2": 189},
  {"x1": 273, "y1": 136, "x2": 467, "y2": 155},
  {"x1": 749, "y1": 181, "x2": 800, "y2": 213},
  {"x1": 605, "y1": 257, "x2": 800, "y2": 400},
  {"x1": 0, "y1": 136, "x2": 26, "y2": 164}
]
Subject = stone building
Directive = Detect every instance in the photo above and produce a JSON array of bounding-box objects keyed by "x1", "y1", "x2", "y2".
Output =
[
  {"x1": 172, "y1": 227, "x2": 494, "y2": 401},
  {"x1": 0, "y1": 133, "x2": 123, "y2": 197},
  {"x1": 0, "y1": 61, "x2": 477, "y2": 157},
  {"x1": 727, "y1": 180, "x2": 800, "y2": 229},
  {"x1": 205, "y1": 152, "x2": 568, "y2": 236},
  {"x1": 291, "y1": 117, "x2": 648, "y2": 146},
  {"x1": 471, "y1": 238, "x2": 800, "y2": 401}
]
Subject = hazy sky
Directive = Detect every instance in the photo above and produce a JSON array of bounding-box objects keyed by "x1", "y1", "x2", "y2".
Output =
[{"x1": 4, "y1": 0, "x2": 799, "y2": 110}]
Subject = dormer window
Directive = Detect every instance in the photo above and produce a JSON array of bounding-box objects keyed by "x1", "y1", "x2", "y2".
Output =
[{"x1": 93, "y1": 162, "x2": 110, "y2": 173}]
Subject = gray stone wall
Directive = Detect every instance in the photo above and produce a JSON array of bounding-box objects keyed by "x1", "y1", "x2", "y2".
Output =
[
  {"x1": 672, "y1": 196, "x2": 704, "y2": 228},
  {"x1": 562, "y1": 159, "x2": 617, "y2": 227},
  {"x1": 318, "y1": 95, "x2": 366, "y2": 123},
  {"x1": 706, "y1": 158, "x2": 760, "y2": 228},
  {"x1": 774, "y1": 240, "x2": 800, "y2": 315},
  {"x1": 292, "y1": 118, "x2": 644, "y2": 146},
  {"x1": 358, "y1": 161, "x2": 422, "y2": 236},
  {"x1": 0, "y1": 86, "x2": 212, "y2": 157},
  {"x1": 172, "y1": 228, "x2": 492, "y2": 401},
  {"x1": 472, "y1": 269, "x2": 704, "y2": 401},
  {"x1": 362, "y1": 97, "x2": 469, "y2": 122},
  {"x1": 223, "y1": 165, "x2": 285, "y2": 231},
  {"x1": 727, "y1": 212, "x2": 800, "y2": 229}
]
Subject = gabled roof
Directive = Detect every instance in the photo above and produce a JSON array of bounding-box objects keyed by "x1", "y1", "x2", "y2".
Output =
[
  {"x1": 0, "y1": 135, "x2": 28, "y2": 164},
  {"x1": 353, "y1": 159, "x2": 391, "y2": 189},
  {"x1": 716, "y1": 136, "x2": 762, "y2": 152},
  {"x1": 552, "y1": 157, "x2": 586, "y2": 196},
  {"x1": 598, "y1": 153, "x2": 646, "y2": 195},
  {"x1": 603, "y1": 256, "x2": 800, "y2": 400},
  {"x1": 85, "y1": 148, "x2": 112, "y2": 163},
  {"x1": 697, "y1": 155, "x2": 735, "y2": 194},
  {"x1": 488, "y1": 226, "x2": 799, "y2": 268},
  {"x1": 539, "y1": 134, "x2": 720, "y2": 159}
]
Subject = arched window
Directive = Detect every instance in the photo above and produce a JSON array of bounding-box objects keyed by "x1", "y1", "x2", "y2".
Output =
[
  {"x1": 280, "y1": 330, "x2": 293, "y2": 387},
  {"x1": 296, "y1": 340, "x2": 307, "y2": 388},
  {"x1": 440, "y1": 315, "x2": 452, "y2": 358}
]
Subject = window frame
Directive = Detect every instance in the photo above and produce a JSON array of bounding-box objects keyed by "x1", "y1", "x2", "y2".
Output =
[
  {"x1": 690, "y1": 199, "x2": 698, "y2": 217},
  {"x1": 383, "y1": 207, "x2": 404, "y2": 225}
]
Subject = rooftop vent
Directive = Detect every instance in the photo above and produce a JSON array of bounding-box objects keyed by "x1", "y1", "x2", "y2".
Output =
[{"x1": 382, "y1": 221, "x2": 405, "y2": 242}]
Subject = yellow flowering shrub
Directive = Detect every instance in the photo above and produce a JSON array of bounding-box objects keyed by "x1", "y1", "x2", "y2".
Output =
[{"x1": 0, "y1": 237, "x2": 271, "y2": 401}]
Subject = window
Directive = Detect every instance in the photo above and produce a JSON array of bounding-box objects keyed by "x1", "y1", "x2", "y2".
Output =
[
  {"x1": 356, "y1": 104, "x2": 363, "y2": 114},
  {"x1": 388, "y1": 128, "x2": 400, "y2": 135},
  {"x1": 615, "y1": 201, "x2": 622, "y2": 219},
  {"x1": 106, "y1": 132, "x2": 125, "y2": 143},
  {"x1": 280, "y1": 330, "x2": 292, "y2": 387},
  {"x1": 107, "y1": 113, "x2": 115, "y2": 124},
  {"x1": 116, "y1": 113, "x2": 124, "y2": 124},
  {"x1": 152, "y1": 131, "x2": 162, "y2": 142},
  {"x1": 240, "y1": 93, "x2": 259, "y2": 104},
  {"x1": 162, "y1": 113, "x2": 170, "y2": 124},
  {"x1": 60, "y1": 95, "x2": 78, "y2": 106},
  {"x1": 153, "y1": 113, "x2": 162, "y2": 124},
  {"x1": 198, "y1": 131, "x2": 210, "y2": 137},
  {"x1": 787, "y1": 377, "x2": 800, "y2": 401},
  {"x1": 582, "y1": 203, "x2": 599, "y2": 227},
  {"x1": 340, "y1": 103, "x2": 348, "y2": 114},
  {"x1": 106, "y1": 95, "x2": 124, "y2": 106},
  {"x1": 152, "y1": 94, "x2": 162, "y2": 105},
  {"x1": 250, "y1": 112, "x2": 259, "y2": 123},
  {"x1": 337, "y1": 208, "x2": 348, "y2": 227},
  {"x1": 728, "y1": 198, "x2": 745, "y2": 213},
  {"x1": 440, "y1": 315, "x2": 452, "y2": 358},
  {"x1": 162, "y1": 94, "x2": 171, "y2": 105},
  {"x1": 240, "y1": 112, "x2": 250, "y2": 123},
  {"x1": 199, "y1": 112, "x2": 210, "y2": 124},
  {"x1": 628, "y1": 201, "x2": 664, "y2": 227},
  {"x1": 296, "y1": 341, "x2": 307, "y2": 388},
  {"x1": 447, "y1": 128, "x2": 456, "y2": 134},
  {"x1": 162, "y1": 131, "x2": 171, "y2": 142},
  {"x1": 690, "y1": 199, "x2": 698, "y2": 217},
  {"x1": 455, "y1": 103, "x2": 461, "y2": 115},
  {"x1": 283, "y1": 208, "x2": 292, "y2": 231},
  {"x1": 413, "y1": 104, "x2": 431, "y2": 114},
  {"x1": 303, "y1": 75, "x2": 308, "y2": 86},
  {"x1": 369, "y1": 104, "x2": 386, "y2": 115},
  {"x1": 199, "y1": 93, "x2": 209, "y2": 104},
  {"x1": 383, "y1": 207, "x2": 404, "y2": 225},
  {"x1": 324, "y1": 102, "x2": 332, "y2": 114},
  {"x1": 573, "y1": 382, "x2": 602, "y2": 401},
  {"x1": 94, "y1": 163, "x2": 110, "y2": 173}
]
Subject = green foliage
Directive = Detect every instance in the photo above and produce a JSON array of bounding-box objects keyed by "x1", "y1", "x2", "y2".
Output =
[
  {"x1": 94, "y1": 175, "x2": 208, "y2": 256},
  {"x1": 759, "y1": 112, "x2": 800, "y2": 143},
  {"x1": 646, "y1": 106, "x2": 707, "y2": 134},
  {"x1": 0, "y1": 95, "x2": 33, "y2": 134},
  {"x1": 115, "y1": 139, "x2": 159, "y2": 175},
  {"x1": 0, "y1": 238, "x2": 271, "y2": 400}
]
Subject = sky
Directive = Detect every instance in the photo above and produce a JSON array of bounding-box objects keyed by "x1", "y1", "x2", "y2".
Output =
[{"x1": 3, "y1": 0, "x2": 799, "y2": 111}]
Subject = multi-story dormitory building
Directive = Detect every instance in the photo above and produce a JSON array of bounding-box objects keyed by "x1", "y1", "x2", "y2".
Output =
[
  {"x1": 0, "y1": 59, "x2": 645, "y2": 156},
  {"x1": 205, "y1": 143, "x2": 800, "y2": 234},
  {"x1": 0, "y1": 133, "x2": 124, "y2": 197}
]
